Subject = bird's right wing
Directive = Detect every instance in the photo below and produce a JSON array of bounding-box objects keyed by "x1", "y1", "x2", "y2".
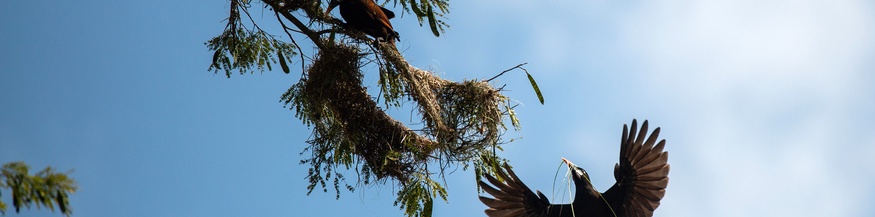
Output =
[
  {"x1": 478, "y1": 163, "x2": 558, "y2": 217},
  {"x1": 603, "y1": 119, "x2": 670, "y2": 217}
]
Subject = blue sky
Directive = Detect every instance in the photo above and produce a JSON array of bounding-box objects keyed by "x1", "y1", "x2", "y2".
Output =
[{"x1": 2, "y1": 1, "x2": 874, "y2": 216}]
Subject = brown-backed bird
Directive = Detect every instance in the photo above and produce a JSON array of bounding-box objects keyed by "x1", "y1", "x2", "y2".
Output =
[
  {"x1": 479, "y1": 119, "x2": 670, "y2": 217},
  {"x1": 326, "y1": 0, "x2": 399, "y2": 45}
]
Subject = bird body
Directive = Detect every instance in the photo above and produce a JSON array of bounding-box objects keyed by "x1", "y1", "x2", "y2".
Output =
[
  {"x1": 479, "y1": 120, "x2": 670, "y2": 217},
  {"x1": 326, "y1": 0, "x2": 399, "y2": 45}
]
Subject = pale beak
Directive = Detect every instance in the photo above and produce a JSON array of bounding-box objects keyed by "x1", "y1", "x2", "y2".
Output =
[{"x1": 562, "y1": 157, "x2": 576, "y2": 167}]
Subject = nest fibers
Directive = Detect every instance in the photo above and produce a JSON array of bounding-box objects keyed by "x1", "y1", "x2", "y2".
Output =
[{"x1": 283, "y1": 40, "x2": 516, "y2": 188}]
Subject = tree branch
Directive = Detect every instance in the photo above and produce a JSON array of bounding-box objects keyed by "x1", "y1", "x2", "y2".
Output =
[
  {"x1": 265, "y1": 2, "x2": 327, "y2": 50},
  {"x1": 487, "y1": 63, "x2": 528, "y2": 82}
]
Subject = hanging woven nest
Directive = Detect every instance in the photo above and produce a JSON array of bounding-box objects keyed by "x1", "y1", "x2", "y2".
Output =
[{"x1": 282, "y1": 40, "x2": 516, "y2": 199}]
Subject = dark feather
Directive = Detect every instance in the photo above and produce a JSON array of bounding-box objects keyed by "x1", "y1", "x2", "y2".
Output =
[
  {"x1": 379, "y1": 6, "x2": 395, "y2": 19},
  {"x1": 326, "y1": 0, "x2": 398, "y2": 44},
  {"x1": 478, "y1": 119, "x2": 669, "y2": 217}
]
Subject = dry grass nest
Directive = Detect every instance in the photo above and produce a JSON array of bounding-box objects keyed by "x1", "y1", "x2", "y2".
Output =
[{"x1": 283, "y1": 40, "x2": 516, "y2": 190}]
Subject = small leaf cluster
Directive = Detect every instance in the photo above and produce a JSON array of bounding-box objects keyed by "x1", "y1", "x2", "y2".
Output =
[
  {"x1": 391, "y1": 0, "x2": 450, "y2": 37},
  {"x1": 209, "y1": 1, "x2": 529, "y2": 217},
  {"x1": 206, "y1": 27, "x2": 297, "y2": 77},
  {"x1": 208, "y1": 0, "x2": 451, "y2": 78},
  {"x1": 0, "y1": 162, "x2": 77, "y2": 216},
  {"x1": 395, "y1": 172, "x2": 447, "y2": 217},
  {"x1": 206, "y1": 1, "x2": 297, "y2": 77}
]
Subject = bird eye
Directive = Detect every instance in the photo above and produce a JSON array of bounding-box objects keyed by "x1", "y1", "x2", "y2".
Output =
[{"x1": 578, "y1": 168, "x2": 590, "y2": 179}]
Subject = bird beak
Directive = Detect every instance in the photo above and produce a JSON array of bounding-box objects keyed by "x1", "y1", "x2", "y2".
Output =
[
  {"x1": 561, "y1": 157, "x2": 576, "y2": 168},
  {"x1": 562, "y1": 157, "x2": 582, "y2": 179},
  {"x1": 325, "y1": 1, "x2": 339, "y2": 16}
]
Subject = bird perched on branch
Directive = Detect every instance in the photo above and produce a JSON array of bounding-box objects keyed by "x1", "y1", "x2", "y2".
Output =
[
  {"x1": 326, "y1": 0, "x2": 400, "y2": 45},
  {"x1": 479, "y1": 119, "x2": 670, "y2": 217}
]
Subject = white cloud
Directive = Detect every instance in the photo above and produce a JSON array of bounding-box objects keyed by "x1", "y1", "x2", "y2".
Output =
[
  {"x1": 611, "y1": 1, "x2": 875, "y2": 216},
  {"x1": 423, "y1": 1, "x2": 874, "y2": 216}
]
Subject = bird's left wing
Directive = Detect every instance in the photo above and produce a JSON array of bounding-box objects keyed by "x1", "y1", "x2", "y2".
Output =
[
  {"x1": 362, "y1": 0, "x2": 394, "y2": 27},
  {"x1": 479, "y1": 163, "x2": 557, "y2": 217}
]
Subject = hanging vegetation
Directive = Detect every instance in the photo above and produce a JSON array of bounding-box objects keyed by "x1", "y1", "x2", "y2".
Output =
[{"x1": 207, "y1": 1, "x2": 536, "y2": 216}]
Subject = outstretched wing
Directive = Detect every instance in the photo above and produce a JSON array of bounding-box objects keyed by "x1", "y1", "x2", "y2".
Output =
[
  {"x1": 603, "y1": 119, "x2": 670, "y2": 217},
  {"x1": 478, "y1": 163, "x2": 563, "y2": 217}
]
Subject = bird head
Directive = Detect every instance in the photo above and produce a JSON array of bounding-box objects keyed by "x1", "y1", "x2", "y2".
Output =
[
  {"x1": 562, "y1": 157, "x2": 600, "y2": 197},
  {"x1": 325, "y1": 0, "x2": 344, "y2": 16}
]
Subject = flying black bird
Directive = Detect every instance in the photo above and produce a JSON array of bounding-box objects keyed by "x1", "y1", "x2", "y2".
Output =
[
  {"x1": 479, "y1": 119, "x2": 670, "y2": 217},
  {"x1": 326, "y1": 0, "x2": 400, "y2": 45}
]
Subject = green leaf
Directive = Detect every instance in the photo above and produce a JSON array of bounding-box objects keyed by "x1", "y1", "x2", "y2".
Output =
[
  {"x1": 1, "y1": 162, "x2": 76, "y2": 216},
  {"x1": 526, "y1": 72, "x2": 544, "y2": 104},
  {"x1": 56, "y1": 190, "x2": 67, "y2": 214},
  {"x1": 426, "y1": 6, "x2": 440, "y2": 37},
  {"x1": 278, "y1": 51, "x2": 290, "y2": 74},
  {"x1": 422, "y1": 198, "x2": 433, "y2": 217},
  {"x1": 410, "y1": 0, "x2": 424, "y2": 16},
  {"x1": 211, "y1": 49, "x2": 223, "y2": 68}
]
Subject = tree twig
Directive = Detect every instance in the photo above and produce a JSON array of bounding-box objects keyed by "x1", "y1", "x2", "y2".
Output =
[
  {"x1": 486, "y1": 63, "x2": 528, "y2": 82},
  {"x1": 274, "y1": 11, "x2": 308, "y2": 75},
  {"x1": 265, "y1": 1, "x2": 327, "y2": 50}
]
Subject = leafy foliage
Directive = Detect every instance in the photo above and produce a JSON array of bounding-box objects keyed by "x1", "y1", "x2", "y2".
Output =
[
  {"x1": 207, "y1": 1, "x2": 528, "y2": 216},
  {"x1": 0, "y1": 162, "x2": 77, "y2": 216},
  {"x1": 390, "y1": 0, "x2": 450, "y2": 36},
  {"x1": 205, "y1": 1, "x2": 297, "y2": 77}
]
